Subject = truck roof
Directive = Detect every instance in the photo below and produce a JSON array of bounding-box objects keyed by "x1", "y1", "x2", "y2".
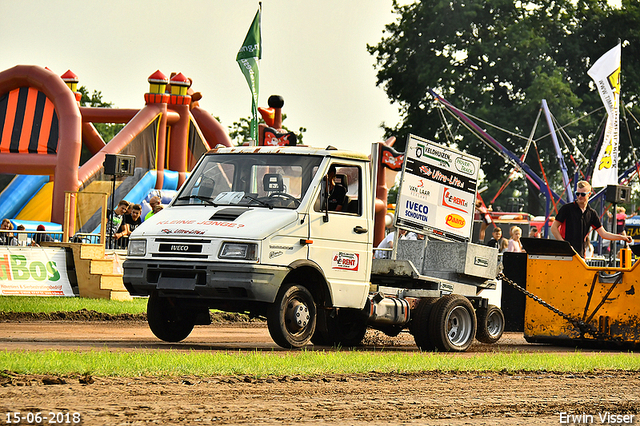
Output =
[{"x1": 208, "y1": 145, "x2": 370, "y2": 162}]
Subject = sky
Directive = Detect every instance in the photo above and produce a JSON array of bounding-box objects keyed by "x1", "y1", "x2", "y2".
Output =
[{"x1": 0, "y1": 0, "x2": 403, "y2": 155}]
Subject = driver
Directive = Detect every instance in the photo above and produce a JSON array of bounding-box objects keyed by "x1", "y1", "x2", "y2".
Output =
[{"x1": 327, "y1": 165, "x2": 347, "y2": 211}]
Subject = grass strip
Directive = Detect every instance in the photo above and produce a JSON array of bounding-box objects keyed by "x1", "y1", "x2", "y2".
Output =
[
  {"x1": 0, "y1": 296, "x2": 148, "y2": 315},
  {"x1": 2, "y1": 350, "x2": 639, "y2": 377}
]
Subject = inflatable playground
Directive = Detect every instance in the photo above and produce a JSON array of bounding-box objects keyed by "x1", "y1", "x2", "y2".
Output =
[
  {"x1": 0, "y1": 65, "x2": 240, "y2": 299},
  {"x1": 0, "y1": 65, "x2": 233, "y2": 239}
]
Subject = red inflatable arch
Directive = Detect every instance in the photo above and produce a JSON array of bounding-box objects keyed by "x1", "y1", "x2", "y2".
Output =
[{"x1": 0, "y1": 65, "x2": 81, "y2": 225}]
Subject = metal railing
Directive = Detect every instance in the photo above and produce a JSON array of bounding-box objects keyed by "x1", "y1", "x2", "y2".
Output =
[{"x1": 0, "y1": 230, "x2": 64, "y2": 246}]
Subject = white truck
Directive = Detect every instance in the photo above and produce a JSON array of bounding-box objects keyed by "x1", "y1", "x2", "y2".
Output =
[{"x1": 123, "y1": 143, "x2": 504, "y2": 351}]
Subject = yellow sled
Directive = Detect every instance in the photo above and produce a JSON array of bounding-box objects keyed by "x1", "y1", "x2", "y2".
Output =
[{"x1": 515, "y1": 238, "x2": 639, "y2": 347}]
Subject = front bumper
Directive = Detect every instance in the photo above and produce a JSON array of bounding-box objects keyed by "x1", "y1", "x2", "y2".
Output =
[{"x1": 123, "y1": 259, "x2": 289, "y2": 303}]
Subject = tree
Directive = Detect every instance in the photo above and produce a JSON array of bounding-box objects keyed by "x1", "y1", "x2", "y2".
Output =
[
  {"x1": 368, "y1": 0, "x2": 640, "y2": 212},
  {"x1": 76, "y1": 87, "x2": 125, "y2": 166},
  {"x1": 78, "y1": 87, "x2": 124, "y2": 144},
  {"x1": 228, "y1": 114, "x2": 306, "y2": 146}
]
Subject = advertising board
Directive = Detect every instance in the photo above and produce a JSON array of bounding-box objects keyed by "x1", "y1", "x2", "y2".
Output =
[
  {"x1": 395, "y1": 134, "x2": 480, "y2": 242},
  {"x1": 0, "y1": 247, "x2": 75, "y2": 296}
]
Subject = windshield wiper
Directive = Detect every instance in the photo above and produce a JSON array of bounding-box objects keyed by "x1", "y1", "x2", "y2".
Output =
[
  {"x1": 242, "y1": 194, "x2": 273, "y2": 209},
  {"x1": 175, "y1": 195, "x2": 217, "y2": 206}
]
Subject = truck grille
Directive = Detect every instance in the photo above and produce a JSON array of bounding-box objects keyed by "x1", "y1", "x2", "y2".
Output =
[{"x1": 153, "y1": 238, "x2": 211, "y2": 259}]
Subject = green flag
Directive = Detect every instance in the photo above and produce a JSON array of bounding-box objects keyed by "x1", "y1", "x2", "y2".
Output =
[{"x1": 237, "y1": 5, "x2": 262, "y2": 144}]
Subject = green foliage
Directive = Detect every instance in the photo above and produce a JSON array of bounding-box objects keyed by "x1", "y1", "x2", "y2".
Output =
[
  {"x1": 78, "y1": 86, "x2": 124, "y2": 144},
  {"x1": 228, "y1": 114, "x2": 306, "y2": 146},
  {"x1": 369, "y1": 0, "x2": 640, "y2": 209}
]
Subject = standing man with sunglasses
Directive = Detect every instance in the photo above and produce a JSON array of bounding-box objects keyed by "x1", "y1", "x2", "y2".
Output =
[{"x1": 550, "y1": 180, "x2": 632, "y2": 257}]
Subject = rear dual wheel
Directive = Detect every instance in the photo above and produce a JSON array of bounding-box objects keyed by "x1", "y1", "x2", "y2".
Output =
[
  {"x1": 412, "y1": 295, "x2": 477, "y2": 352},
  {"x1": 476, "y1": 304, "x2": 505, "y2": 344},
  {"x1": 429, "y1": 295, "x2": 477, "y2": 352}
]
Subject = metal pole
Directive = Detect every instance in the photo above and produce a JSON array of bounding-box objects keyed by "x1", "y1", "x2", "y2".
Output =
[
  {"x1": 541, "y1": 99, "x2": 573, "y2": 203},
  {"x1": 109, "y1": 175, "x2": 116, "y2": 249}
]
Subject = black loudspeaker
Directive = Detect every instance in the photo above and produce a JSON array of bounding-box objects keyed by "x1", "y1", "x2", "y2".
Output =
[
  {"x1": 103, "y1": 154, "x2": 135, "y2": 176},
  {"x1": 605, "y1": 185, "x2": 631, "y2": 204}
]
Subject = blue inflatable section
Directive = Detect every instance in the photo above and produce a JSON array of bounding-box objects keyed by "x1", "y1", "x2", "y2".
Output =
[
  {"x1": 94, "y1": 170, "x2": 183, "y2": 233},
  {"x1": 0, "y1": 175, "x2": 49, "y2": 221},
  {"x1": 162, "y1": 170, "x2": 180, "y2": 191},
  {"x1": 123, "y1": 171, "x2": 158, "y2": 205},
  {"x1": 9, "y1": 219, "x2": 62, "y2": 232}
]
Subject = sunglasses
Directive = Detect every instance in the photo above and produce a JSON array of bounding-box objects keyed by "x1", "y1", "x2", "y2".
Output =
[{"x1": 575, "y1": 191, "x2": 590, "y2": 197}]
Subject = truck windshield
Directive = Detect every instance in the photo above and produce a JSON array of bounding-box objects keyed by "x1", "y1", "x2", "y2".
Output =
[{"x1": 174, "y1": 153, "x2": 324, "y2": 209}]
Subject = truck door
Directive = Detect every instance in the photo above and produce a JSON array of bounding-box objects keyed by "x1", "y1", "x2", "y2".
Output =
[{"x1": 308, "y1": 161, "x2": 372, "y2": 308}]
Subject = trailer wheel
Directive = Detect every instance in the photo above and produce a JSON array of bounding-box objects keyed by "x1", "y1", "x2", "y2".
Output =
[
  {"x1": 147, "y1": 293, "x2": 195, "y2": 343},
  {"x1": 411, "y1": 297, "x2": 438, "y2": 351},
  {"x1": 476, "y1": 304, "x2": 505, "y2": 344},
  {"x1": 267, "y1": 283, "x2": 316, "y2": 348},
  {"x1": 315, "y1": 308, "x2": 368, "y2": 347},
  {"x1": 429, "y1": 295, "x2": 477, "y2": 352}
]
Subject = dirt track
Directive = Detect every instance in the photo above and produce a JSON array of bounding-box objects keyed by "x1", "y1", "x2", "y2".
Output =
[{"x1": 1, "y1": 320, "x2": 639, "y2": 425}]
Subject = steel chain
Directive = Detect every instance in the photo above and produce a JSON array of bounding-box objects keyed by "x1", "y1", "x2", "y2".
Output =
[{"x1": 497, "y1": 272, "x2": 617, "y2": 342}]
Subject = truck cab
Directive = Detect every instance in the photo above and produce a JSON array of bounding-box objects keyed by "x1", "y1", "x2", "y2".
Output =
[{"x1": 123, "y1": 146, "x2": 374, "y2": 347}]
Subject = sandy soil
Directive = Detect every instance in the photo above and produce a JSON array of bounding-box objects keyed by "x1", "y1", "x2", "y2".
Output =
[{"x1": 1, "y1": 319, "x2": 639, "y2": 425}]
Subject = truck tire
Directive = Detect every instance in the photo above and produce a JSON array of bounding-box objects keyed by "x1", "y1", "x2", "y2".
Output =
[
  {"x1": 411, "y1": 297, "x2": 438, "y2": 351},
  {"x1": 476, "y1": 304, "x2": 505, "y2": 344},
  {"x1": 429, "y1": 294, "x2": 477, "y2": 352},
  {"x1": 267, "y1": 283, "x2": 317, "y2": 349},
  {"x1": 147, "y1": 293, "x2": 195, "y2": 343},
  {"x1": 315, "y1": 308, "x2": 368, "y2": 347}
]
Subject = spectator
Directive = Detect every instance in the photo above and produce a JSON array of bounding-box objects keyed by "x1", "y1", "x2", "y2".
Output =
[
  {"x1": 15, "y1": 224, "x2": 26, "y2": 245},
  {"x1": 506, "y1": 226, "x2": 525, "y2": 252},
  {"x1": 475, "y1": 201, "x2": 493, "y2": 243},
  {"x1": 0, "y1": 219, "x2": 17, "y2": 246},
  {"x1": 375, "y1": 230, "x2": 395, "y2": 259},
  {"x1": 616, "y1": 207, "x2": 629, "y2": 244},
  {"x1": 528, "y1": 226, "x2": 540, "y2": 238},
  {"x1": 487, "y1": 227, "x2": 505, "y2": 251},
  {"x1": 550, "y1": 180, "x2": 631, "y2": 257},
  {"x1": 32, "y1": 224, "x2": 54, "y2": 245},
  {"x1": 107, "y1": 200, "x2": 129, "y2": 248},
  {"x1": 122, "y1": 204, "x2": 143, "y2": 237},
  {"x1": 144, "y1": 196, "x2": 162, "y2": 221},
  {"x1": 499, "y1": 238, "x2": 509, "y2": 253}
]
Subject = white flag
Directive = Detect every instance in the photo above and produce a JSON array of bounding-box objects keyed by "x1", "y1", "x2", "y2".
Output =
[{"x1": 588, "y1": 43, "x2": 621, "y2": 188}]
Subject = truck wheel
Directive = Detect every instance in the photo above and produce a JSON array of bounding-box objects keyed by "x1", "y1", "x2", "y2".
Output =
[
  {"x1": 316, "y1": 308, "x2": 368, "y2": 347},
  {"x1": 476, "y1": 305, "x2": 505, "y2": 344},
  {"x1": 429, "y1": 295, "x2": 477, "y2": 352},
  {"x1": 267, "y1": 283, "x2": 317, "y2": 348},
  {"x1": 411, "y1": 297, "x2": 438, "y2": 351},
  {"x1": 147, "y1": 294, "x2": 195, "y2": 342}
]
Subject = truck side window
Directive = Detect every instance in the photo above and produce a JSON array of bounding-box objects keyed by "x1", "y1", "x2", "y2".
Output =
[{"x1": 315, "y1": 165, "x2": 361, "y2": 215}]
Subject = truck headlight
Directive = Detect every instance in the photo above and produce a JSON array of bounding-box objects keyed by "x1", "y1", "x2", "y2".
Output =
[
  {"x1": 219, "y1": 242, "x2": 257, "y2": 260},
  {"x1": 128, "y1": 240, "x2": 147, "y2": 256}
]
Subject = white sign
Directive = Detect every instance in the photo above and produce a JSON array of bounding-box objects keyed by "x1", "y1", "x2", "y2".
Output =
[
  {"x1": 396, "y1": 135, "x2": 480, "y2": 242},
  {"x1": 0, "y1": 247, "x2": 75, "y2": 296}
]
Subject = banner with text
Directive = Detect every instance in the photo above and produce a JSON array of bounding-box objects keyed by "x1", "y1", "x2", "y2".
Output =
[
  {"x1": 0, "y1": 247, "x2": 74, "y2": 296},
  {"x1": 395, "y1": 135, "x2": 480, "y2": 242}
]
